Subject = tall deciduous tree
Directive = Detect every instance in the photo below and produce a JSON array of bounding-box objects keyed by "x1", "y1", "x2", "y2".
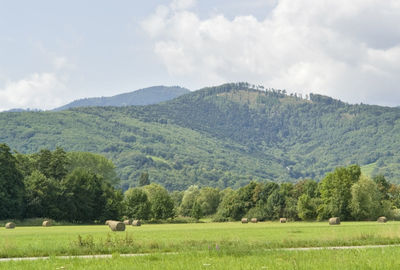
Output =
[
  {"x1": 319, "y1": 165, "x2": 361, "y2": 220},
  {"x1": 60, "y1": 168, "x2": 106, "y2": 222},
  {"x1": 123, "y1": 188, "x2": 151, "y2": 220},
  {"x1": 350, "y1": 175, "x2": 381, "y2": 220},
  {"x1": 143, "y1": 183, "x2": 174, "y2": 220},
  {"x1": 197, "y1": 187, "x2": 220, "y2": 216},
  {"x1": 67, "y1": 152, "x2": 119, "y2": 186},
  {"x1": 0, "y1": 144, "x2": 25, "y2": 219},
  {"x1": 24, "y1": 170, "x2": 62, "y2": 219},
  {"x1": 179, "y1": 185, "x2": 200, "y2": 216}
]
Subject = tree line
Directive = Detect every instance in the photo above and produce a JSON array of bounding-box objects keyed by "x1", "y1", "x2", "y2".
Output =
[{"x1": 1, "y1": 143, "x2": 399, "y2": 223}]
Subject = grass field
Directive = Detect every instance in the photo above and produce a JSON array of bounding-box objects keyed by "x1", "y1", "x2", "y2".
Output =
[{"x1": 1, "y1": 221, "x2": 400, "y2": 269}]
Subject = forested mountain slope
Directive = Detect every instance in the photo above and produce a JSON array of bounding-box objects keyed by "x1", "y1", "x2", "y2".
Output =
[
  {"x1": 53, "y1": 86, "x2": 189, "y2": 111},
  {"x1": 1, "y1": 83, "x2": 400, "y2": 189}
]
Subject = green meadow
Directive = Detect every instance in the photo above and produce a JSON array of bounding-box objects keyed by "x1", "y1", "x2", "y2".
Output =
[
  {"x1": 4, "y1": 248, "x2": 400, "y2": 270},
  {"x1": 1, "y1": 221, "x2": 400, "y2": 269}
]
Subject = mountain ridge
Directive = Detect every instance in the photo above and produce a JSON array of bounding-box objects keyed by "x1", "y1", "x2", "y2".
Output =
[
  {"x1": 1, "y1": 83, "x2": 400, "y2": 190},
  {"x1": 53, "y1": 85, "x2": 190, "y2": 111}
]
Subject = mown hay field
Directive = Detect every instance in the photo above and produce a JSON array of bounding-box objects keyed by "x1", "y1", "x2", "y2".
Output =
[{"x1": 2, "y1": 221, "x2": 400, "y2": 269}]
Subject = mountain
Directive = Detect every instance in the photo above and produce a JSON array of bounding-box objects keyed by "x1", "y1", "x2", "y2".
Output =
[
  {"x1": 1, "y1": 83, "x2": 400, "y2": 190},
  {"x1": 53, "y1": 86, "x2": 190, "y2": 111}
]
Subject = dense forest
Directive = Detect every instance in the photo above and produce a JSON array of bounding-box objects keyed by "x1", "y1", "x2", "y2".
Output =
[
  {"x1": 1, "y1": 145, "x2": 399, "y2": 223},
  {"x1": 1, "y1": 83, "x2": 400, "y2": 190}
]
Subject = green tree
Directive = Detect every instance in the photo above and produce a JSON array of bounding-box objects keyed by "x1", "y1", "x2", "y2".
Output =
[
  {"x1": 24, "y1": 170, "x2": 62, "y2": 219},
  {"x1": 373, "y1": 175, "x2": 390, "y2": 200},
  {"x1": 0, "y1": 144, "x2": 25, "y2": 219},
  {"x1": 216, "y1": 190, "x2": 245, "y2": 221},
  {"x1": 101, "y1": 184, "x2": 123, "y2": 221},
  {"x1": 123, "y1": 188, "x2": 151, "y2": 220},
  {"x1": 319, "y1": 165, "x2": 361, "y2": 220},
  {"x1": 60, "y1": 168, "x2": 106, "y2": 222},
  {"x1": 265, "y1": 189, "x2": 284, "y2": 219},
  {"x1": 350, "y1": 175, "x2": 381, "y2": 220},
  {"x1": 138, "y1": 172, "x2": 150, "y2": 187},
  {"x1": 293, "y1": 179, "x2": 318, "y2": 199},
  {"x1": 197, "y1": 187, "x2": 220, "y2": 216},
  {"x1": 49, "y1": 147, "x2": 69, "y2": 180},
  {"x1": 297, "y1": 194, "x2": 317, "y2": 221},
  {"x1": 179, "y1": 185, "x2": 200, "y2": 216},
  {"x1": 35, "y1": 149, "x2": 52, "y2": 178},
  {"x1": 191, "y1": 201, "x2": 202, "y2": 220},
  {"x1": 67, "y1": 152, "x2": 119, "y2": 186},
  {"x1": 143, "y1": 183, "x2": 174, "y2": 220}
]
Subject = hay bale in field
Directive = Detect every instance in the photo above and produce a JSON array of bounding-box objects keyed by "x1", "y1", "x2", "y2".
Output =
[
  {"x1": 5, "y1": 222, "x2": 16, "y2": 229},
  {"x1": 251, "y1": 218, "x2": 258, "y2": 223},
  {"x1": 42, "y1": 220, "x2": 52, "y2": 227},
  {"x1": 241, "y1": 218, "x2": 248, "y2": 224},
  {"x1": 132, "y1": 220, "x2": 141, "y2": 226},
  {"x1": 123, "y1": 219, "x2": 132, "y2": 225},
  {"x1": 108, "y1": 221, "x2": 125, "y2": 231},
  {"x1": 329, "y1": 217, "x2": 340, "y2": 225},
  {"x1": 105, "y1": 220, "x2": 113, "y2": 225},
  {"x1": 280, "y1": 218, "x2": 287, "y2": 223},
  {"x1": 377, "y1": 216, "x2": 387, "y2": 223}
]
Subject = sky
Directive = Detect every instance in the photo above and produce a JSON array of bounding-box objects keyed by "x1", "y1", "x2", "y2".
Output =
[{"x1": 1, "y1": 0, "x2": 400, "y2": 111}]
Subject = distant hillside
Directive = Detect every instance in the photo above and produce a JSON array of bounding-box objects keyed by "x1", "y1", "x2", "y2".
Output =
[
  {"x1": 53, "y1": 86, "x2": 190, "y2": 111},
  {"x1": 2, "y1": 83, "x2": 400, "y2": 190}
]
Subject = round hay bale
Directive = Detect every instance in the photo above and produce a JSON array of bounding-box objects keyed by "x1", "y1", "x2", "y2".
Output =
[
  {"x1": 108, "y1": 221, "x2": 125, "y2": 231},
  {"x1": 251, "y1": 218, "x2": 258, "y2": 223},
  {"x1": 329, "y1": 217, "x2": 340, "y2": 225},
  {"x1": 5, "y1": 222, "x2": 16, "y2": 229},
  {"x1": 132, "y1": 220, "x2": 141, "y2": 226},
  {"x1": 123, "y1": 219, "x2": 132, "y2": 225},
  {"x1": 241, "y1": 218, "x2": 248, "y2": 224},
  {"x1": 42, "y1": 220, "x2": 52, "y2": 227},
  {"x1": 377, "y1": 216, "x2": 387, "y2": 223},
  {"x1": 279, "y1": 218, "x2": 287, "y2": 223},
  {"x1": 105, "y1": 220, "x2": 113, "y2": 225}
]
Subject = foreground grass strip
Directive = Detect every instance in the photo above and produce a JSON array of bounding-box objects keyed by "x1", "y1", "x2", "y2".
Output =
[
  {"x1": 1, "y1": 244, "x2": 400, "y2": 263},
  {"x1": 3, "y1": 247, "x2": 400, "y2": 270}
]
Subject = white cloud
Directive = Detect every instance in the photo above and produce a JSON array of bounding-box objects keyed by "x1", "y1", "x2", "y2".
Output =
[
  {"x1": 170, "y1": 0, "x2": 196, "y2": 11},
  {"x1": 143, "y1": 0, "x2": 400, "y2": 106},
  {"x1": 0, "y1": 73, "x2": 70, "y2": 111}
]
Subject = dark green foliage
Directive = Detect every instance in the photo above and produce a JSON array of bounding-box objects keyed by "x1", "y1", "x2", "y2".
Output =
[
  {"x1": 123, "y1": 188, "x2": 151, "y2": 220},
  {"x1": 67, "y1": 152, "x2": 119, "y2": 186},
  {"x1": 24, "y1": 170, "x2": 62, "y2": 219},
  {"x1": 373, "y1": 175, "x2": 390, "y2": 200},
  {"x1": 197, "y1": 187, "x2": 220, "y2": 216},
  {"x1": 138, "y1": 172, "x2": 150, "y2": 187},
  {"x1": 350, "y1": 175, "x2": 381, "y2": 220},
  {"x1": 191, "y1": 201, "x2": 202, "y2": 220},
  {"x1": 297, "y1": 194, "x2": 318, "y2": 220},
  {"x1": 143, "y1": 184, "x2": 174, "y2": 220},
  {"x1": 60, "y1": 169, "x2": 107, "y2": 222},
  {"x1": 49, "y1": 147, "x2": 69, "y2": 180},
  {"x1": 318, "y1": 165, "x2": 361, "y2": 220},
  {"x1": 1, "y1": 145, "x2": 123, "y2": 222},
  {"x1": 0, "y1": 144, "x2": 25, "y2": 219},
  {"x1": 216, "y1": 190, "x2": 246, "y2": 221}
]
